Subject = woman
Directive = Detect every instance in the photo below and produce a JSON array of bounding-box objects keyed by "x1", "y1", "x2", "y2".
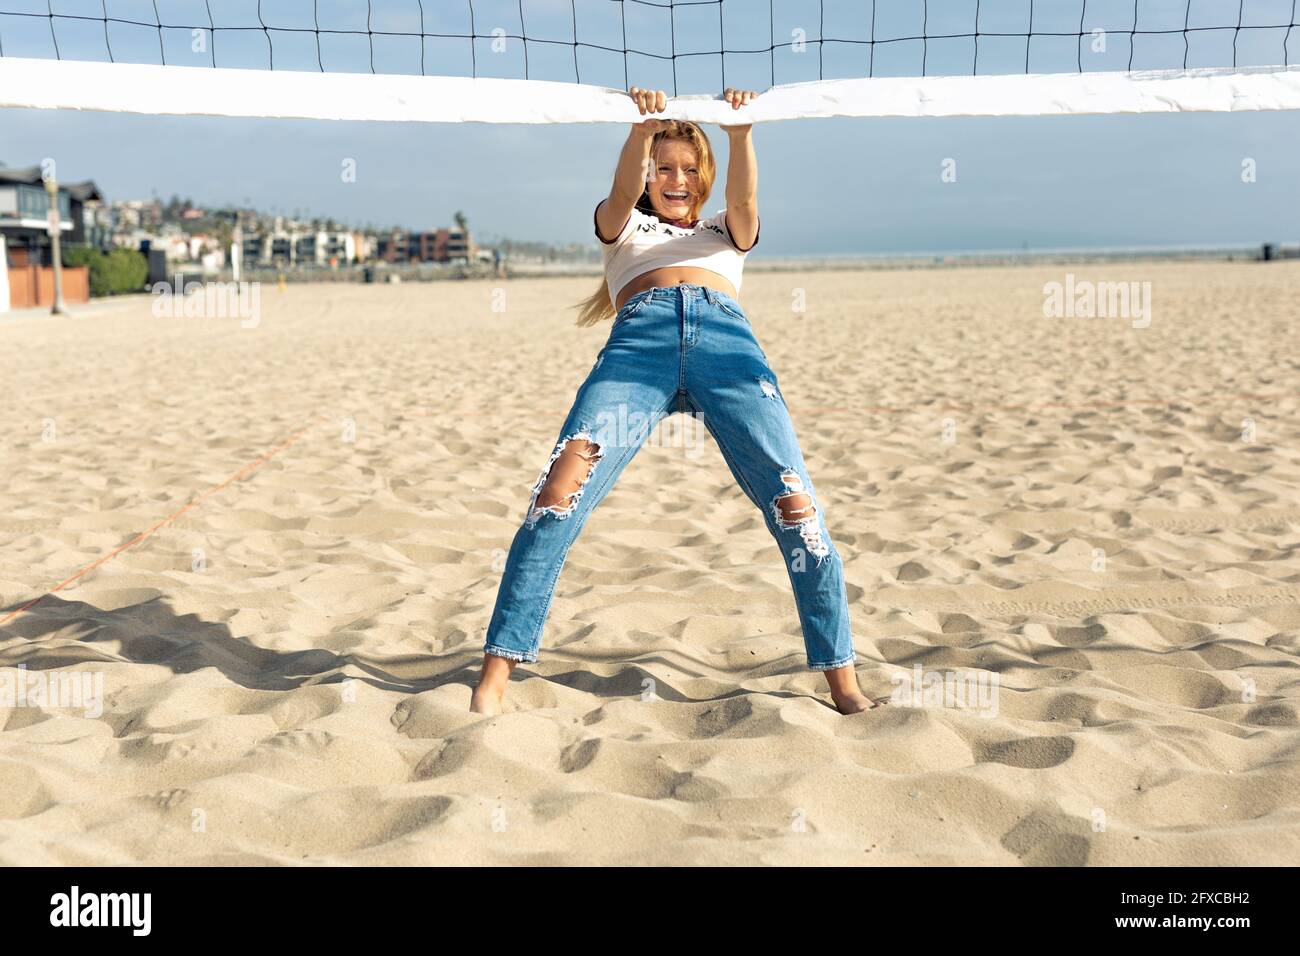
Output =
[{"x1": 471, "y1": 87, "x2": 883, "y2": 716}]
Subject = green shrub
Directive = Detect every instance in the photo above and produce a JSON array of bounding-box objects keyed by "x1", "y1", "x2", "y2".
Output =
[
  {"x1": 61, "y1": 246, "x2": 149, "y2": 296},
  {"x1": 104, "y1": 247, "x2": 148, "y2": 295}
]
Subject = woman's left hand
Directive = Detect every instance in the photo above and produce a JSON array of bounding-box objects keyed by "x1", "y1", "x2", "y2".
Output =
[{"x1": 721, "y1": 88, "x2": 758, "y2": 132}]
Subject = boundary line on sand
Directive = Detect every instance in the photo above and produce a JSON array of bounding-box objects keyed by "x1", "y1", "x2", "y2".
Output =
[
  {"x1": 0, "y1": 415, "x2": 328, "y2": 631},
  {"x1": 799, "y1": 389, "x2": 1300, "y2": 417}
]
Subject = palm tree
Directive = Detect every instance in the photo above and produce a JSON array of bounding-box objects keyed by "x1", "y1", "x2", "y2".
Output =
[{"x1": 454, "y1": 210, "x2": 468, "y2": 235}]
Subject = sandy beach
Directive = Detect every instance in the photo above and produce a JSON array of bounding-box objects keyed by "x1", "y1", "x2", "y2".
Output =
[{"x1": 1, "y1": 261, "x2": 1297, "y2": 865}]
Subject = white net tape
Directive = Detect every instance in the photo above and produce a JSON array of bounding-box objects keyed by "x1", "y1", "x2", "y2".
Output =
[{"x1": 3, "y1": 56, "x2": 1299, "y2": 122}]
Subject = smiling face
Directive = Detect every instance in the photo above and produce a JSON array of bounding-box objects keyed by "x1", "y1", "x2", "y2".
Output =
[{"x1": 647, "y1": 137, "x2": 702, "y2": 222}]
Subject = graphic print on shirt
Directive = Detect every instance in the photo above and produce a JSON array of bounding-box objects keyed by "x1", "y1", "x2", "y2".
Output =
[{"x1": 635, "y1": 217, "x2": 727, "y2": 241}]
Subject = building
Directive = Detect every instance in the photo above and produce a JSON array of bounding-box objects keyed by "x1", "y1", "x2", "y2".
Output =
[
  {"x1": 110, "y1": 198, "x2": 162, "y2": 231},
  {"x1": 0, "y1": 166, "x2": 74, "y2": 264},
  {"x1": 0, "y1": 168, "x2": 107, "y2": 254},
  {"x1": 241, "y1": 233, "x2": 267, "y2": 265},
  {"x1": 0, "y1": 166, "x2": 94, "y2": 309},
  {"x1": 377, "y1": 229, "x2": 410, "y2": 264},
  {"x1": 269, "y1": 233, "x2": 293, "y2": 264},
  {"x1": 441, "y1": 227, "x2": 473, "y2": 262},
  {"x1": 66, "y1": 180, "x2": 107, "y2": 246},
  {"x1": 351, "y1": 231, "x2": 375, "y2": 261},
  {"x1": 406, "y1": 227, "x2": 475, "y2": 263},
  {"x1": 237, "y1": 230, "x2": 292, "y2": 267},
  {"x1": 295, "y1": 230, "x2": 357, "y2": 266}
]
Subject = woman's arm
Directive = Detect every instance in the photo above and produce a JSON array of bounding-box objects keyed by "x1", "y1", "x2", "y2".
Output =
[
  {"x1": 721, "y1": 88, "x2": 759, "y2": 251},
  {"x1": 596, "y1": 87, "x2": 670, "y2": 242}
]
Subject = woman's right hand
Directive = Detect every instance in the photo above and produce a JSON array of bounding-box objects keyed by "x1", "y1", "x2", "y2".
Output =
[{"x1": 629, "y1": 86, "x2": 672, "y2": 132}]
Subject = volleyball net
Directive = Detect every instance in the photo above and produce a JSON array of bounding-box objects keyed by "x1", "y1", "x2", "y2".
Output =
[{"x1": 1, "y1": 1, "x2": 1298, "y2": 122}]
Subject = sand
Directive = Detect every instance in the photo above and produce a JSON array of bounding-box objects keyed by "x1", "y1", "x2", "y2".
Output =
[{"x1": 1, "y1": 261, "x2": 1298, "y2": 865}]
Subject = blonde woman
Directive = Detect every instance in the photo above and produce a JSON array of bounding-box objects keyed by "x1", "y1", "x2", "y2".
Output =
[{"x1": 472, "y1": 87, "x2": 883, "y2": 716}]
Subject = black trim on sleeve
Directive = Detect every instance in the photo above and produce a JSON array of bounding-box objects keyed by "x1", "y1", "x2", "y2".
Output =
[
  {"x1": 723, "y1": 210, "x2": 760, "y2": 253},
  {"x1": 594, "y1": 200, "x2": 630, "y2": 245}
]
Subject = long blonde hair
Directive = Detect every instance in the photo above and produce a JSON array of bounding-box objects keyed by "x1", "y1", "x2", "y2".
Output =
[{"x1": 573, "y1": 120, "x2": 717, "y2": 327}]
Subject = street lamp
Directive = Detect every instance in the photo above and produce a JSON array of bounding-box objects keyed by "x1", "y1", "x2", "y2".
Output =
[{"x1": 44, "y1": 177, "x2": 67, "y2": 315}]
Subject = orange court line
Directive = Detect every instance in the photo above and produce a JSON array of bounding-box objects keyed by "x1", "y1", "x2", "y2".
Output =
[
  {"x1": 799, "y1": 389, "x2": 1300, "y2": 417},
  {"x1": 0, "y1": 415, "x2": 329, "y2": 630},
  {"x1": 405, "y1": 388, "x2": 1298, "y2": 420}
]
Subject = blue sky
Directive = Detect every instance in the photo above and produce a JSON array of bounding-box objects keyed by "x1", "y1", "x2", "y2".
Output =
[
  {"x1": 1, "y1": 0, "x2": 1297, "y2": 254},
  {"x1": 3, "y1": 0, "x2": 1295, "y2": 85}
]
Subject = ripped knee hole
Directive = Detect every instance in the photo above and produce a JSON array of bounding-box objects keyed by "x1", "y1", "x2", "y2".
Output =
[
  {"x1": 771, "y1": 469, "x2": 831, "y2": 558},
  {"x1": 774, "y1": 491, "x2": 816, "y2": 524},
  {"x1": 533, "y1": 438, "x2": 604, "y2": 513}
]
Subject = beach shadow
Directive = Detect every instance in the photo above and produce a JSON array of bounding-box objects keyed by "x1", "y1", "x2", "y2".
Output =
[
  {"x1": 1, "y1": 596, "x2": 849, "y2": 710},
  {"x1": 0, "y1": 594, "x2": 476, "y2": 696},
  {"x1": 538, "y1": 656, "x2": 841, "y2": 709}
]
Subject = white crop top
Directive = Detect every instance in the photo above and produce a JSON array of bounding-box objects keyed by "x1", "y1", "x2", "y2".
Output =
[{"x1": 595, "y1": 202, "x2": 760, "y2": 309}]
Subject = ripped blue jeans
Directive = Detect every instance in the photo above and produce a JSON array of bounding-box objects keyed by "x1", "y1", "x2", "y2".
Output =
[{"x1": 483, "y1": 284, "x2": 856, "y2": 671}]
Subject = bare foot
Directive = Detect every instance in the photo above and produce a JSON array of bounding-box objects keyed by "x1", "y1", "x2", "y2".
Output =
[
  {"x1": 832, "y1": 692, "x2": 887, "y2": 715},
  {"x1": 821, "y1": 662, "x2": 887, "y2": 715},
  {"x1": 469, "y1": 685, "x2": 504, "y2": 715},
  {"x1": 470, "y1": 652, "x2": 517, "y2": 714}
]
